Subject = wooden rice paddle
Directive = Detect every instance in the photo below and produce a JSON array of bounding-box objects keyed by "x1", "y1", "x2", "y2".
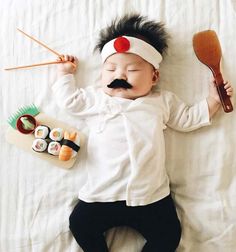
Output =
[{"x1": 193, "y1": 30, "x2": 233, "y2": 113}]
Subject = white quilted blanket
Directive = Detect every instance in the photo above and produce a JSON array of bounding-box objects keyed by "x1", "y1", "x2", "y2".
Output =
[{"x1": 1, "y1": 0, "x2": 236, "y2": 251}]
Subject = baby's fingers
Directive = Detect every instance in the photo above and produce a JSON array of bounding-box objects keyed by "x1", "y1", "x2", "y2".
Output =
[
  {"x1": 226, "y1": 87, "x2": 233, "y2": 97},
  {"x1": 63, "y1": 55, "x2": 75, "y2": 62},
  {"x1": 68, "y1": 56, "x2": 78, "y2": 65},
  {"x1": 57, "y1": 55, "x2": 64, "y2": 61},
  {"x1": 57, "y1": 54, "x2": 74, "y2": 62},
  {"x1": 224, "y1": 82, "x2": 233, "y2": 97}
]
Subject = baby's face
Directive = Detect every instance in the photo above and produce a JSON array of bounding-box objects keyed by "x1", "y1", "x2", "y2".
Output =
[{"x1": 101, "y1": 53, "x2": 158, "y2": 99}]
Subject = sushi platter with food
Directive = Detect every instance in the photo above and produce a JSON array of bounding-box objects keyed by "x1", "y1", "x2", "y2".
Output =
[{"x1": 6, "y1": 104, "x2": 83, "y2": 169}]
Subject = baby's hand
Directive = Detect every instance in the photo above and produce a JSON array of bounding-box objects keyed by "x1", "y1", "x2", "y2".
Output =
[
  {"x1": 224, "y1": 81, "x2": 234, "y2": 97},
  {"x1": 57, "y1": 55, "x2": 78, "y2": 76},
  {"x1": 209, "y1": 80, "x2": 233, "y2": 103}
]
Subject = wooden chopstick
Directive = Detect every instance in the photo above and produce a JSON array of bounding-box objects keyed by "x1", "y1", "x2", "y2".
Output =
[
  {"x1": 17, "y1": 28, "x2": 62, "y2": 57},
  {"x1": 4, "y1": 60, "x2": 72, "y2": 70},
  {"x1": 4, "y1": 29, "x2": 77, "y2": 70}
]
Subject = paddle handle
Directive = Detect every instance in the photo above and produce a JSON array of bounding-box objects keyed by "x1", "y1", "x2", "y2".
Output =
[{"x1": 214, "y1": 72, "x2": 233, "y2": 113}]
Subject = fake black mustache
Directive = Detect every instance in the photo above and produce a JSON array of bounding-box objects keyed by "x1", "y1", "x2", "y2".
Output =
[{"x1": 107, "y1": 79, "x2": 133, "y2": 89}]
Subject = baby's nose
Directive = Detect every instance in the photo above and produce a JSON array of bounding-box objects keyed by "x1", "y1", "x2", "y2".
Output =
[{"x1": 115, "y1": 70, "x2": 127, "y2": 80}]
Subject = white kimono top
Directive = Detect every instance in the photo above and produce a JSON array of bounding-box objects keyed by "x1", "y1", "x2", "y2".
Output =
[{"x1": 52, "y1": 74, "x2": 211, "y2": 206}]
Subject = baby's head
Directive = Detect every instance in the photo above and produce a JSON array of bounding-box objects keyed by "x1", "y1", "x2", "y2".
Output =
[{"x1": 95, "y1": 14, "x2": 169, "y2": 99}]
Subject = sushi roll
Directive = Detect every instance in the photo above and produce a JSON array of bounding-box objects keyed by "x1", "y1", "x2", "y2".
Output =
[
  {"x1": 47, "y1": 141, "x2": 61, "y2": 156},
  {"x1": 34, "y1": 125, "x2": 50, "y2": 139},
  {"x1": 49, "y1": 128, "x2": 64, "y2": 141},
  {"x1": 32, "y1": 139, "x2": 48, "y2": 152}
]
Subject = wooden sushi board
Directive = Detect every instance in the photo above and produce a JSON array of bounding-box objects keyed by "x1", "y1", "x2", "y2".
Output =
[{"x1": 5, "y1": 113, "x2": 84, "y2": 169}]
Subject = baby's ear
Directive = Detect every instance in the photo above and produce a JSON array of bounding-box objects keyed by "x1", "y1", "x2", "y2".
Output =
[{"x1": 152, "y1": 69, "x2": 159, "y2": 83}]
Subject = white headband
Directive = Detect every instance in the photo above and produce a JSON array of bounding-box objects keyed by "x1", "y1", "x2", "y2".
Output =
[{"x1": 101, "y1": 36, "x2": 162, "y2": 69}]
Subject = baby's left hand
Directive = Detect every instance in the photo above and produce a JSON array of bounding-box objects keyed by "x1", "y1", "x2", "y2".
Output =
[{"x1": 209, "y1": 80, "x2": 233, "y2": 103}]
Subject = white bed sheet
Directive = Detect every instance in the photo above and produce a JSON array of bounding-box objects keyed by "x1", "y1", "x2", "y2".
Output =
[{"x1": 1, "y1": 0, "x2": 236, "y2": 251}]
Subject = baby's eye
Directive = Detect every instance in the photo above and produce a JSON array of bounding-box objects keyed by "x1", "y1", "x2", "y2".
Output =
[
  {"x1": 128, "y1": 69, "x2": 140, "y2": 72},
  {"x1": 106, "y1": 69, "x2": 115, "y2": 72}
]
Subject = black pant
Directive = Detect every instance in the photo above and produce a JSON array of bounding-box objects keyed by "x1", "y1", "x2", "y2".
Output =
[{"x1": 69, "y1": 195, "x2": 181, "y2": 252}]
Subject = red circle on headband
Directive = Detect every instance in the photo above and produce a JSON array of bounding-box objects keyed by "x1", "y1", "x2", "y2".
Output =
[{"x1": 114, "y1": 37, "x2": 130, "y2": 52}]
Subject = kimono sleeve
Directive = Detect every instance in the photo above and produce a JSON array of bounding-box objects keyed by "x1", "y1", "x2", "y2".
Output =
[
  {"x1": 163, "y1": 91, "x2": 211, "y2": 132},
  {"x1": 51, "y1": 74, "x2": 101, "y2": 116}
]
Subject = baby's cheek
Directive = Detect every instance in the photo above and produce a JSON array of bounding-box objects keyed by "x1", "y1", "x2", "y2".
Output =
[
  {"x1": 101, "y1": 76, "x2": 110, "y2": 86},
  {"x1": 103, "y1": 73, "x2": 114, "y2": 83}
]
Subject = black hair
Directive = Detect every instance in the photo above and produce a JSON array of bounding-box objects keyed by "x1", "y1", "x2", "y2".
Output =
[{"x1": 95, "y1": 14, "x2": 169, "y2": 55}]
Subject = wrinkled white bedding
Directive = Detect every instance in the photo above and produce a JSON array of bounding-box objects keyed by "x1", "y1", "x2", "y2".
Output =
[{"x1": 1, "y1": 0, "x2": 236, "y2": 251}]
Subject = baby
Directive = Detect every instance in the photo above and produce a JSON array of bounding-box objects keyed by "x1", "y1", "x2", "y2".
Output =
[{"x1": 52, "y1": 14, "x2": 233, "y2": 252}]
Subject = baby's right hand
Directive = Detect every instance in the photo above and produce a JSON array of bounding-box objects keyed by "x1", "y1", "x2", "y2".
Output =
[{"x1": 57, "y1": 55, "x2": 78, "y2": 76}]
